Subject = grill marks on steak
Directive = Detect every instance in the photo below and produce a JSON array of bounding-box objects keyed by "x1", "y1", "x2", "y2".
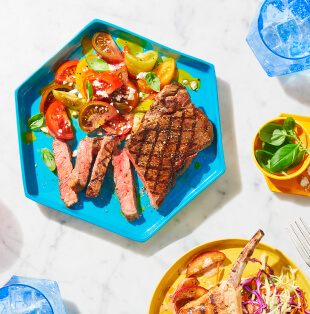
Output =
[
  {"x1": 125, "y1": 82, "x2": 213, "y2": 209},
  {"x1": 53, "y1": 139, "x2": 78, "y2": 208},
  {"x1": 112, "y1": 148, "x2": 139, "y2": 222},
  {"x1": 86, "y1": 136, "x2": 118, "y2": 198}
]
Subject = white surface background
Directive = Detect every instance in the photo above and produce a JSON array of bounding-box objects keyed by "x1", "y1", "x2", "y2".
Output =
[{"x1": 1, "y1": 0, "x2": 310, "y2": 313}]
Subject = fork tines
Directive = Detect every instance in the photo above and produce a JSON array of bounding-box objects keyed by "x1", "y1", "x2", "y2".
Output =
[{"x1": 287, "y1": 218, "x2": 310, "y2": 267}]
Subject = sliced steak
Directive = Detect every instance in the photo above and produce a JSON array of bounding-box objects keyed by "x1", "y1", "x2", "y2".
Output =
[
  {"x1": 125, "y1": 82, "x2": 213, "y2": 209},
  {"x1": 112, "y1": 148, "x2": 139, "y2": 222},
  {"x1": 53, "y1": 139, "x2": 78, "y2": 208},
  {"x1": 86, "y1": 136, "x2": 118, "y2": 198},
  {"x1": 70, "y1": 137, "x2": 104, "y2": 193},
  {"x1": 70, "y1": 137, "x2": 95, "y2": 193}
]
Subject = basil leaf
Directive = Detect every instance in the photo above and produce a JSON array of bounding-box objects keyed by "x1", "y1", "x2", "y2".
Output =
[
  {"x1": 259, "y1": 123, "x2": 287, "y2": 146},
  {"x1": 145, "y1": 72, "x2": 160, "y2": 92},
  {"x1": 86, "y1": 57, "x2": 109, "y2": 72},
  {"x1": 86, "y1": 80, "x2": 93, "y2": 101},
  {"x1": 262, "y1": 139, "x2": 291, "y2": 155},
  {"x1": 283, "y1": 117, "x2": 296, "y2": 133},
  {"x1": 270, "y1": 144, "x2": 300, "y2": 172},
  {"x1": 41, "y1": 148, "x2": 56, "y2": 171},
  {"x1": 255, "y1": 150, "x2": 274, "y2": 173},
  {"x1": 283, "y1": 149, "x2": 305, "y2": 172},
  {"x1": 27, "y1": 113, "x2": 44, "y2": 131}
]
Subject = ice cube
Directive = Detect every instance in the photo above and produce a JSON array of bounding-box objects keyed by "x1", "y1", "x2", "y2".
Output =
[
  {"x1": 289, "y1": 0, "x2": 310, "y2": 21},
  {"x1": 299, "y1": 16, "x2": 310, "y2": 38},
  {"x1": 290, "y1": 41, "x2": 307, "y2": 57},
  {"x1": 277, "y1": 19, "x2": 300, "y2": 43},
  {"x1": 261, "y1": 26, "x2": 281, "y2": 48}
]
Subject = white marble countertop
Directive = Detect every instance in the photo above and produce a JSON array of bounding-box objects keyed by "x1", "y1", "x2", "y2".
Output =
[{"x1": 1, "y1": 0, "x2": 310, "y2": 313}]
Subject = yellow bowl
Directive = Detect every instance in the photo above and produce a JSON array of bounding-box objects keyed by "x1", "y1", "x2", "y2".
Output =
[
  {"x1": 149, "y1": 238, "x2": 310, "y2": 314},
  {"x1": 252, "y1": 117, "x2": 310, "y2": 180}
]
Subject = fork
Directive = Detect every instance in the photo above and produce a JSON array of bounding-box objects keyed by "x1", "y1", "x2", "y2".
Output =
[{"x1": 286, "y1": 218, "x2": 310, "y2": 267}]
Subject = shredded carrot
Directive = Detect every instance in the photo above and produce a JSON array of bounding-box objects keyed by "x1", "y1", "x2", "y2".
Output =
[{"x1": 300, "y1": 296, "x2": 306, "y2": 314}]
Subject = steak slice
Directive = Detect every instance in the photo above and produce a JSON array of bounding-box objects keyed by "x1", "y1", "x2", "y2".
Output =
[
  {"x1": 112, "y1": 148, "x2": 139, "y2": 222},
  {"x1": 86, "y1": 135, "x2": 118, "y2": 198},
  {"x1": 70, "y1": 137, "x2": 104, "y2": 193},
  {"x1": 52, "y1": 139, "x2": 78, "y2": 208},
  {"x1": 125, "y1": 82, "x2": 213, "y2": 209}
]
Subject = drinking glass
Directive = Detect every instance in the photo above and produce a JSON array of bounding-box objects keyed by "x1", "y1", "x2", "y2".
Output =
[
  {"x1": 0, "y1": 276, "x2": 66, "y2": 313},
  {"x1": 247, "y1": 0, "x2": 310, "y2": 76}
]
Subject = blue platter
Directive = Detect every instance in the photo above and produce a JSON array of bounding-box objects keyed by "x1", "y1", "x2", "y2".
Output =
[{"x1": 15, "y1": 19, "x2": 225, "y2": 242}]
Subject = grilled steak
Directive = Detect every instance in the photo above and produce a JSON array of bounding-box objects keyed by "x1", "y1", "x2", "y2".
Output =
[
  {"x1": 86, "y1": 135, "x2": 118, "y2": 198},
  {"x1": 125, "y1": 82, "x2": 214, "y2": 209},
  {"x1": 53, "y1": 139, "x2": 78, "y2": 207},
  {"x1": 112, "y1": 148, "x2": 139, "y2": 222}
]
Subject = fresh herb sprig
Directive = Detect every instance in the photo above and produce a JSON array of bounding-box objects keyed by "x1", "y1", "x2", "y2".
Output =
[{"x1": 255, "y1": 117, "x2": 309, "y2": 176}]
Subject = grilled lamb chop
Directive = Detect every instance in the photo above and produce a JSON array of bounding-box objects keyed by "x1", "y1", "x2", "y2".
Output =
[
  {"x1": 179, "y1": 229, "x2": 265, "y2": 314},
  {"x1": 125, "y1": 82, "x2": 213, "y2": 209},
  {"x1": 86, "y1": 135, "x2": 118, "y2": 198},
  {"x1": 112, "y1": 148, "x2": 139, "y2": 222},
  {"x1": 52, "y1": 139, "x2": 78, "y2": 207}
]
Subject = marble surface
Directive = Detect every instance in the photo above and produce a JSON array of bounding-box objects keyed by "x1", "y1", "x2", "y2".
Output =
[{"x1": 1, "y1": 0, "x2": 310, "y2": 313}]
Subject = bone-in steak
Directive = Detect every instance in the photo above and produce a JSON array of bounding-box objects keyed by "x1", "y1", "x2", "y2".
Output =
[
  {"x1": 125, "y1": 82, "x2": 213, "y2": 209},
  {"x1": 53, "y1": 139, "x2": 78, "y2": 207}
]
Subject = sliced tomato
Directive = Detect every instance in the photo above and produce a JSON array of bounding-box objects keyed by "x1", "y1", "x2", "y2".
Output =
[
  {"x1": 101, "y1": 113, "x2": 133, "y2": 136},
  {"x1": 110, "y1": 80, "x2": 139, "y2": 113},
  {"x1": 121, "y1": 45, "x2": 130, "y2": 58},
  {"x1": 45, "y1": 101, "x2": 74, "y2": 140},
  {"x1": 143, "y1": 93, "x2": 158, "y2": 101},
  {"x1": 75, "y1": 55, "x2": 97, "y2": 98},
  {"x1": 125, "y1": 50, "x2": 158, "y2": 77},
  {"x1": 84, "y1": 72, "x2": 123, "y2": 101},
  {"x1": 137, "y1": 58, "x2": 176, "y2": 93},
  {"x1": 92, "y1": 32, "x2": 123, "y2": 64},
  {"x1": 78, "y1": 101, "x2": 119, "y2": 133},
  {"x1": 55, "y1": 60, "x2": 79, "y2": 84},
  {"x1": 39, "y1": 84, "x2": 72, "y2": 114}
]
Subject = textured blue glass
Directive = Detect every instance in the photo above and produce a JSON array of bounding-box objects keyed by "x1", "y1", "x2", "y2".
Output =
[
  {"x1": 247, "y1": 0, "x2": 310, "y2": 76},
  {"x1": 0, "y1": 276, "x2": 65, "y2": 314}
]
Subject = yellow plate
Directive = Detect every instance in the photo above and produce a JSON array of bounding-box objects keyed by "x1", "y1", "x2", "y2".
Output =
[{"x1": 149, "y1": 238, "x2": 310, "y2": 314}]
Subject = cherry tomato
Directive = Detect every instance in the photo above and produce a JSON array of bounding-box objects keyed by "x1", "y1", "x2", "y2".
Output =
[
  {"x1": 121, "y1": 45, "x2": 130, "y2": 58},
  {"x1": 84, "y1": 72, "x2": 123, "y2": 100},
  {"x1": 55, "y1": 60, "x2": 79, "y2": 84},
  {"x1": 78, "y1": 101, "x2": 119, "y2": 133},
  {"x1": 101, "y1": 113, "x2": 133, "y2": 136},
  {"x1": 45, "y1": 101, "x2": 74, "y2": 140},
  {"x1": 143, "y1": 93, "x2": 158, "y2": 101},
  {"x1": 125, "y1": 50, "x2": 158, "y2": 77},
  {"x1": 92, "y1": 32, "x2": 123, "y2": 64},
  {"x1": 75, "y1": 55, "x2": 97, "y2": 98},
  {"x1": 39, "y1": 84, "x2": 72, "y2": 114},
  {"x1": 110, "y1": 80, "x2": 139, "y2": 113},
  {"x1": 137, "y1": 58, "x2": 176, "y2": 93}
]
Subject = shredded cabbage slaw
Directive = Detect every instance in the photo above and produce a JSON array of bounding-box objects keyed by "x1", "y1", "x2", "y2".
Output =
[{"x1": 241, "y1": 254, "x2": 310, "y2": 314}]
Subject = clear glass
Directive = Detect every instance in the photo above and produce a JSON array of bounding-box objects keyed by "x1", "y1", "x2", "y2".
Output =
[
  {"x1": 0, "y1": 276, "x2": 66, "y2": 314},
  {"x1": 247, "y1": 0, "x2": 310, "y2": 76}
]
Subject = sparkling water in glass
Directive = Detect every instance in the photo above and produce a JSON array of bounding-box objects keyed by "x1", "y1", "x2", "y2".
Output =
[
  {"x1": 0, "y1": 276, "x2": 66, "y2": 314},
  {"x1": 247, "y1": 0, "x2": 310, "y2": 76}
]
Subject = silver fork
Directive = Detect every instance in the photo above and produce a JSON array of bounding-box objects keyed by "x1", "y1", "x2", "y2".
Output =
[{"x1": 286, "y1": 218, "x2": 310, "y2": 267}]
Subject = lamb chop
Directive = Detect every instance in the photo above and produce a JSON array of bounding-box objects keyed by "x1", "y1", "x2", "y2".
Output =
[
  {"x1": 179, "y1": 229, "x2": 265, "y2": 314},
  {"x1": 125, "y1": 82, "x2": 213, "y2": 209}
]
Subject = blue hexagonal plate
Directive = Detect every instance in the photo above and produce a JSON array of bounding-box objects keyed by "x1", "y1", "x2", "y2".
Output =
[{"x1": 15, "y1": 19, "x2": 225, "y2": 242}]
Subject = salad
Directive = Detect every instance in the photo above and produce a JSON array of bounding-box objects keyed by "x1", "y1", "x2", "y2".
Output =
[
  {"x1": 29, "y1": 31, "x2": 182, "y2": 143},
  {"x1": 242, "y1": 255, "x2": 310, "y2": 314}
]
